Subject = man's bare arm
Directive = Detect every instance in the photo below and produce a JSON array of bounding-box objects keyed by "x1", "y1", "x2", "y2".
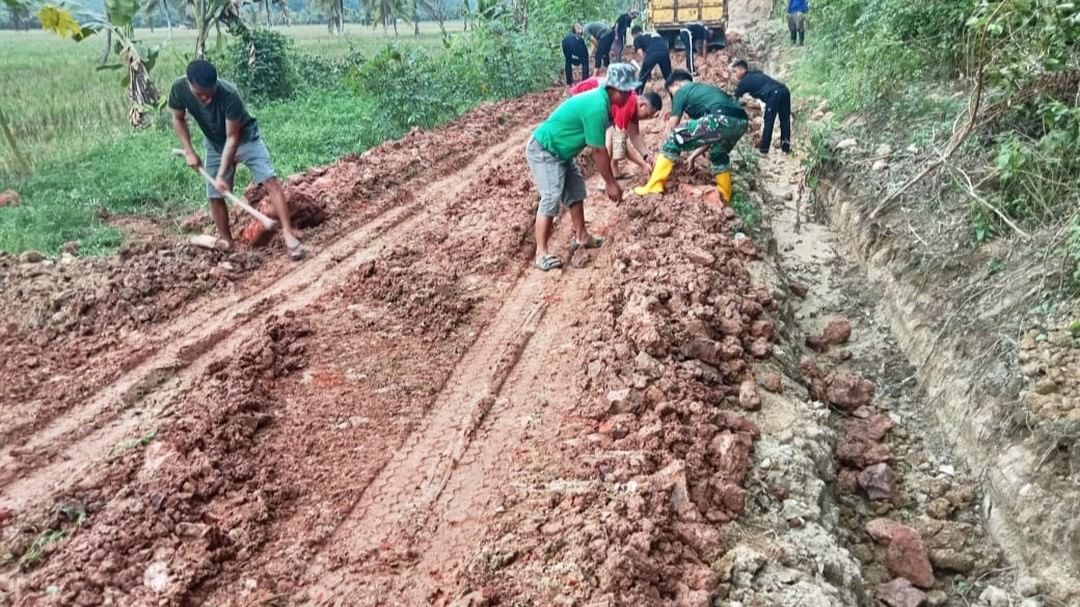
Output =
[
  {"x1": 592, "y1": 146, "x2": 622, "y2": 202},
  {"x1": 626, "y1": 123, "x2": 651, "y2": 172},
  {"x1": 628, "y1": 121, "x2": 649, "y2": 157},
  {"x1": 172, "y1": 109, "x2": 201, "y2": 170}
]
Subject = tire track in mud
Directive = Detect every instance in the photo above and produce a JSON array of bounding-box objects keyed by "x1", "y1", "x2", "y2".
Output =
[
  {"x1": 0, "y1": 124, "x2": 538, "y2": 516},
  {"x1": 301, "y1": 203, "x2": 619, "y2": 606}
]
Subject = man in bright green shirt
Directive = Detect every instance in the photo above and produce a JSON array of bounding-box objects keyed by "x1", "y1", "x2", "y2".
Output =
[
  {"x1": 526, "y1": 63, "x2": 638, "y2": 271},
  {"x1": 635, "y1": 69, "x2": 749, "y2": 204}
]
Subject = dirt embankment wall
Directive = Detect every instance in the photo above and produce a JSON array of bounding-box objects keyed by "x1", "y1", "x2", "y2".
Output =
[{"x1": 817, "y1": 179, "x2": 1080, "y2": 602}]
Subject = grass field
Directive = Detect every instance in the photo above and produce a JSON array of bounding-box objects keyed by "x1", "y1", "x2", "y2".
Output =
[
  {"x1": 0, "y1": 22, "x2": 467, "y2": 254},
  {"x1": 0, "y1": 22, "x2": 463, "y2": 175}
]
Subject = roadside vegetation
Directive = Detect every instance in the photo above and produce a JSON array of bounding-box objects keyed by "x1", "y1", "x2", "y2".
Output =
[
  {"x1": 0, "y1": 0, "x2": 619, "y2": 255},
  {"x1": 789, "y1": 0, "x2": 1080, "y2": 286}
]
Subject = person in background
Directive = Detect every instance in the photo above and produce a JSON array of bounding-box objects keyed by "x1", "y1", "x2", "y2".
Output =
[
  {"x1": 526, "y1": 63, "x2": 640, "y2": 272},
  {"x1": 679, "y1": 22, "x2": 711, "y2": 75},
  {"x1": 612, "y1": 10, "x2": 639, "y2": 62},
  {"x1": 570, "y1": 74, "x2": 663, "y2": 177},
  {"x1": 632, "y1": 26, "x2": 672, "y2": 93},
  {"x1": 732, "y1": 59, "x2": 792, "y2": 154},
  {"x1": 562, "y1": 24, "x2": 590, "y2": 85},
  {"x1": 788, "y1": 0, "x2": 808, "y2": 45},
  {"x1": 169, "y1": 59, "x2": 305, "y2": 260},
  {"x1": 583, "y1": 20, "x2": 616, "y2": 69},
  {"x1": 634, "y1": 70, "x2": 748, "y2": 204}
]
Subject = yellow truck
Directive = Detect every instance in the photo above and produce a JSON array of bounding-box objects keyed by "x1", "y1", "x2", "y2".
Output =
[{"x1": 647, "y1": 0, "x2": 729, "y2": 49}]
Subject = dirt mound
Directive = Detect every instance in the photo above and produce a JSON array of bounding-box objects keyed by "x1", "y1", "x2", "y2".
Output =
[
  {"x1": 0, "y1": 243, "x2": 261, "y2": 453},
  {"x1": 0, "y1": 242, "x2": 256, "y2": 339},
  {"x1": 239, "y1": 186, "x2": 329, "y2": 247},
  {"x1": 2, "y1": 315, "x2": 309, "y2": 605}
]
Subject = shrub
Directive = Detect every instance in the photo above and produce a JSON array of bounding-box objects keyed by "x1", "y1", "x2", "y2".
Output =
[
  {"x1": 293, "y1": 46, "x2": 367, "y2": 91},
  {"x1": 226, "y1": 28, "x2": 295, "y2": 103},
  {"x1": 348, "y1": 45, "x2": 459, "y2": 131}
]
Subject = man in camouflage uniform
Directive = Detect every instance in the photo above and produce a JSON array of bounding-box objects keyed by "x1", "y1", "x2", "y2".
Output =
[{"x1": 635, "y1": 70, "x2": 748, "y2": 203}]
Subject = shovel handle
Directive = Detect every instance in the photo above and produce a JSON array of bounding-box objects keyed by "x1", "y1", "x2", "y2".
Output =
[{"x1": 172, "y1": 148, "x2": 278, "y2": 230}]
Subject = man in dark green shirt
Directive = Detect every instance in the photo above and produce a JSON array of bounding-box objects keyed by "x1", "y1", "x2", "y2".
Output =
[
  {"x1": 169, "y1": 60, "x2": 304, "y2": 260},
  {"x1": 635, "y1": 70, "x2": 749, "y2": 203}
]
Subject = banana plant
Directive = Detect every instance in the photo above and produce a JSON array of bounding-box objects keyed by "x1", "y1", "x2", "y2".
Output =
[{"x1": 39, "y1": 0, "x2": 164, "y2": 127}]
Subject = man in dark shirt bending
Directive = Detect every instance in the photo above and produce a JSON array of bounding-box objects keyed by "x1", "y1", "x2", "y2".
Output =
[
  {"x1": 169, "y1": 59, "x2": 304, "y2": 259},
  {"x1": 612, "y1": 10, "x2": 638, "y2": 62},
  {"x1": 732, "y1": 59, "x2": 792, "y2": 154},
  {"x1": 562, "y1": 24, "x2": 590, "y2": 85},
  {"x1": 583, "y1": 21, "x2": 617, "y2": 69},
  {"x1": 679, "y1": 23, "x2": 711, "y2": 75},
  {"x1": 632, "y1": 26, "x2": 672, "y2": 93}
]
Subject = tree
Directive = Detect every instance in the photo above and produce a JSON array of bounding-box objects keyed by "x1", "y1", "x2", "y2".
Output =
[
  {"x1": 183, "y1": 0, "x2": 251, "y2": 58},
  {"x1": 418, "y1": 0, "x2": 451, "y2": 37},
  {"x1": 143, "y1": 0, "x2": 174, "y2": 37},
  {"x1": 314, "y1": 0, "x2": 343, "y2": 33},
  {"x1": 2, "y1": 0, "x2": 30, "y2": 29},
  {"x1": 364, "y1": 0, "x2": 407, "y2": 35}
]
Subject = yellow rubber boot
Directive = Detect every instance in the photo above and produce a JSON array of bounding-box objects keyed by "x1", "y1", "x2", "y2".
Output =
[
  {"x1": 633, "y1": 155, "x2": 675, "y2": 196},
  {"x1": 715, "y1": 171, "x2": 733, "y2": 204}
]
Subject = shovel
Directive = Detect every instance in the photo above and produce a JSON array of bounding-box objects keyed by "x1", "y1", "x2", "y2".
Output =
[{"x1": 171, "y1": 148, "x2": 278, "y2": 231}]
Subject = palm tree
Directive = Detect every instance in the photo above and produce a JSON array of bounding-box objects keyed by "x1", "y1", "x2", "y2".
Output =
[
  {"x1": 363, "y1": 0, "x2": 408, "y2": 36},
  {"x1": 314, "y1": 0, "x2": 344, "y2": 33}
]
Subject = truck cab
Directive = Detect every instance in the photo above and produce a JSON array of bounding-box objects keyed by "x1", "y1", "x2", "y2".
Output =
[{"x1": 647, "y1": 0, "x2": 729, "y2": 50}]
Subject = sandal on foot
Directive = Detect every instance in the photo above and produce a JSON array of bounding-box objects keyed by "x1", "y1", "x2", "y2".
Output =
[
  {"x1": 534, "y1": 254, "x2": 564, "y2": 271},
  {"x1": 286, "y1": 240, "x2": 306, "y2": 262},
  {"x1": 571, "y1": 235, "x2": 605, "y2": 251}
]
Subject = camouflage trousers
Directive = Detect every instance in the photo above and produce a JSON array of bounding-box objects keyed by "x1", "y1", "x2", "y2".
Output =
[{"x1": 660, "y1": 111, "x2": 749, "y2": 174}]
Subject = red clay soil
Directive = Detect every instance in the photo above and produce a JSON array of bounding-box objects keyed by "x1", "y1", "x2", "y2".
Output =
[
  {"x1": 0, "y1": 49, "x2": 782, "y2": 606},
  {"x1": 0, "y1": 90, "x2": 560, "y2": 523}
]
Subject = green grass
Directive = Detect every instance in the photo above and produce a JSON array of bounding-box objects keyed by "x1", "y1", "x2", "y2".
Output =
[
  {"x1": 0, "y1": 22, "x2": 463, "y2": 254},
  {"x1": 18, "y1": 529, "x2": 68, "y2": 570},
  {"x1": 0, "y1": 23, "x2": 461, "y2": 175}
]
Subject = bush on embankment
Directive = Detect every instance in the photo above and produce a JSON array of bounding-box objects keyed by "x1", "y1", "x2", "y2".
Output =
[{"x1": 793, "y1": 0, "x2": 1080, "y2": 284}]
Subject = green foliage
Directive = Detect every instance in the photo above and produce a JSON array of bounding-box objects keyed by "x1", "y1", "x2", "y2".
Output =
[
  {"x1": 731, "y1": 190, "x2": 760, "y2": 230},
  {"x1": 797, "y1": 0, "x2": 976, "y2": 116},
  {"x1": 18, "y1": 529, "x2": 68, "y2": 570},
  {"x1": 227, "y1": 28, "x2": 296, "y2": 102},
  {"x1": 1071, "y1": 216, "x2": 1080, "y2": 287},
  {"x1": 292, "y1": 47, "x2": 367, "y2": 88},
  {"x1": 991, "y1": 110, "x2": 1080, "y2": 216},
  {"x1": 349, "y1": 45, "x2": 458, "y2": 129},
  {"x1": 795, "y1": 0, "x2": 1080, "y2": 271},
  {"x1": 967, "y1": 0, "x2": 1080, "y2": 93},
  {"x1": 801, "y1": 124, "x2": 834, "y2": 189},
  {"x1": 346, "y1": 13, "x2": 568, "y2": 132}
]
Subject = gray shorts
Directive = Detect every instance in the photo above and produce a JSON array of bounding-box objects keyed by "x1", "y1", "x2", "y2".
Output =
[
  {"x1": 526, "y1": 137, "x2": 587, "y2": 218},
  {"x1": 204, "y1": 138, "x2": 276, "y2": 199}
]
